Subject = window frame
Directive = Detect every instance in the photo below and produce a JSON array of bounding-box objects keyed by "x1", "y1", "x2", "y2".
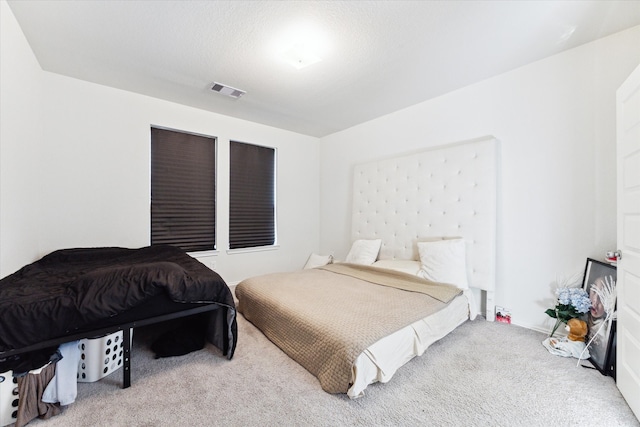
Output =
[
  {"x1": 150, "y1": 126, "x2": 218, "y2": 253},
  {"x1": 228, "y1": 140, "x2": 277, "y2": 252}
]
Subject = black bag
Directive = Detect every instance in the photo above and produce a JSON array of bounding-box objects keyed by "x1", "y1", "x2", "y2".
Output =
[{"x1": 151, "y1": 316, "x2": 206, "y2": 358}]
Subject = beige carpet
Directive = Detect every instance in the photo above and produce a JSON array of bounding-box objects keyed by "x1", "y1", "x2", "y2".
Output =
[{"x1": 26, "y1": 314, "x2": 638, "y2": 427}]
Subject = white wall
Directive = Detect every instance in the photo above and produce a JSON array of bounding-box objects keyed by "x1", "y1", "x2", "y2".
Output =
[
  {"x1": 319, "y1": 26, "x2": 640, "y2": 333},
  {"x1": 0, "y1": 0, "x2": 321, "y2": 284},
  {"x1": 4, "y1": 0, "x2": 639, "y2": 333},
  {"x1": 0, "y1": 0, "x2": 44, "y2": 275}
]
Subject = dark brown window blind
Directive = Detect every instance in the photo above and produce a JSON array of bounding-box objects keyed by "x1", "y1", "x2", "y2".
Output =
[
  {"x1": 229, "y1": 141, "x2": 275, "y2": 249},
  {"x1": 151, "y1": 127, "x2": 216, "y2": 252}
]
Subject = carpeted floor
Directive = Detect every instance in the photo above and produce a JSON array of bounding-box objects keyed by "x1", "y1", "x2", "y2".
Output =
[{"x1": 27, "y1": 313, "x2": 639, "y2": 427}]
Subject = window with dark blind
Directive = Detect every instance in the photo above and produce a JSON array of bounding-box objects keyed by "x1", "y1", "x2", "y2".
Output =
[
  {"x1": 229, "y1": 141, "x2": 276, "y2": 249},
  {"x1": 151, "y1": 127, "x2": 216, "y2": 252}
]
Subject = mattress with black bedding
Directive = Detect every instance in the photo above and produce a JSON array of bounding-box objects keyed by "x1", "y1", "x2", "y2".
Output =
[{"x1": 0, "y1": 245, "x2": 237, "y2": 360}]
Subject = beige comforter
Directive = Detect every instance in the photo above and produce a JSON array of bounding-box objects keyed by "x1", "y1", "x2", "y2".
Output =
[{"x1": 235, "y1": 263, "x2": 462, "y2": 394}]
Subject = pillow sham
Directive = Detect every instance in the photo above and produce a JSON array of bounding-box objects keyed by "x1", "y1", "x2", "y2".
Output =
[
  {"x1": 345, "y1": 239, "x2": 382, "y2": 265},
  {"x1": 304, "y1": 253, "x2": 333, "y2": 269},
  {"x1": 417, "y1": 238, "x2": 468, "y2": 289}
]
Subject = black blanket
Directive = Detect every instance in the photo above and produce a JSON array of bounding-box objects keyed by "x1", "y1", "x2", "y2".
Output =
[{"x1": 0, "y1": 245, "x2": 237, "y2": 359}]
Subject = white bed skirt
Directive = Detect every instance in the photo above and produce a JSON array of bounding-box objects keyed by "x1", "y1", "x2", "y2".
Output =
[{"x1": 347, "y1": 291, "x2": 472, "y2": 398}]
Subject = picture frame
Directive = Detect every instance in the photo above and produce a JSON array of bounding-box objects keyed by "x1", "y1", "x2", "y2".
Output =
[{"x1": 581, "y1": 258, "x2": 617, "y2": 375}]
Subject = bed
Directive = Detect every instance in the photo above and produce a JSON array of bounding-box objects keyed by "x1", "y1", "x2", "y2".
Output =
[
  {"x1": 0, "y1": 244, "x2": 237, "y2": 388},
  {"x1": 236, "y1": 136, "x2": 498, "y2": 398}
]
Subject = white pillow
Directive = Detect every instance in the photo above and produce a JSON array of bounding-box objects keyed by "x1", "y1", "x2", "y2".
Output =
[
  {"x1": 417, "y1": 239, "x2": 468, "y2": 289},
  {"x1": 371, "y1": 259, "x2": 422, "y2": 276},
  {"x1": 345, "y1": 239, "x2": 382, "y2": 265},
  {"x1": 304, "y1": 253, "x2": 333, "y2": 269}
]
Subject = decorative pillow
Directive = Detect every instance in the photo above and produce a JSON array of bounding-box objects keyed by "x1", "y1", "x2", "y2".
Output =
[
  {"x1": 417, "y1": 238, "x2": 468, "y2": 289},
  {"x1": 371, "y1": 259, "x2": 422, "y2": 276},
  {"x1": 345, "y1": 239, "x2": 382, "y2": 265},
  {"x1": 303, "y1": 253, "x2": 333, "y2": 269}
]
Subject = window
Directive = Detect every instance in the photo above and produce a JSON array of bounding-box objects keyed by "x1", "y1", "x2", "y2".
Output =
[
  {"x1": 229, "y1": 141, "x2": 276, "y2": 249},
  {"x1": 151, "y1": 127, "x2": 216, "y2": 252}
]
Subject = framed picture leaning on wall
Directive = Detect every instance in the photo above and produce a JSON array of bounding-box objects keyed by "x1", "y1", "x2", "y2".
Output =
[{"x1": 581, "y1": 258, "x2": 617, "y2": 375}]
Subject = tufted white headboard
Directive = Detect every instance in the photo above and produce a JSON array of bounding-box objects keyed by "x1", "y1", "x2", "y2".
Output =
[{"x1": 351, "y1": 136, "x2": 498, "y2": 317}]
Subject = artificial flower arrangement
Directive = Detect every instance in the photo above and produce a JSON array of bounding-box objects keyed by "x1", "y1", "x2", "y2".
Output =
[{"x1": 545, "y1": 286, "x2": 591, "y2": 337}]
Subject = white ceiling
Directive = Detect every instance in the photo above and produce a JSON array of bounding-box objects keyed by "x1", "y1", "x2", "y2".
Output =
[{"x1": 7, "y1": 0, "x2": 640, "y2": 137}]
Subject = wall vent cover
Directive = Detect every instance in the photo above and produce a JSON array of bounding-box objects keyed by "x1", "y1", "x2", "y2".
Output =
[{"x1": 211, "y1": 82, "x2": 246, "y2": 99}]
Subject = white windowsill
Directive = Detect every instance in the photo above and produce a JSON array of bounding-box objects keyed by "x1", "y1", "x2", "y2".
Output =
[
  {"x1": 226, "y1": 245, "x2": 280, "y2": 255},
  {"x1": 187, "y1": 249, "x2": 219, "y2": 257}
]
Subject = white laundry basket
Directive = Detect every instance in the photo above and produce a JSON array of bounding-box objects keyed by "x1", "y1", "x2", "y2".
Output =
[
  {"x1": 0, "y1": 370, "x2": 18, "y2": 427},
  {"x1": 77, "y1": 330, "x2": 132, "y2": 383}
]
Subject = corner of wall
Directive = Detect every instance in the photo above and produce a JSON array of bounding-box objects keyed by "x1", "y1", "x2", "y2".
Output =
[{"x1": 0, "y1": 0, "x2": 45, "y2": 277}]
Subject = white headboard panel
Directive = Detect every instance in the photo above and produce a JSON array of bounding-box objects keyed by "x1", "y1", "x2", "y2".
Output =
[{"x1": 352, "y1": 136, "x2": 498, "y2": 296}]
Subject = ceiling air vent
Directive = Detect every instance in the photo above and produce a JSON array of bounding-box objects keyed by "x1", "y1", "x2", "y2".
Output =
[{"x1": 211, "y1": 82, "x2": 246, "y2": 99}]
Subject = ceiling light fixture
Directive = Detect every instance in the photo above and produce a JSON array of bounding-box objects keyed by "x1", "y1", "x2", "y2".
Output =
[
  {"x1": 281, "y1": 43, "x2": 322, "y2": 69},
  {"x1": 272, "y1": 23, "x2": 329, "y2": 70},
  {"x1": 210, "y1": 82, "x2": 246, "y2": 99}
]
